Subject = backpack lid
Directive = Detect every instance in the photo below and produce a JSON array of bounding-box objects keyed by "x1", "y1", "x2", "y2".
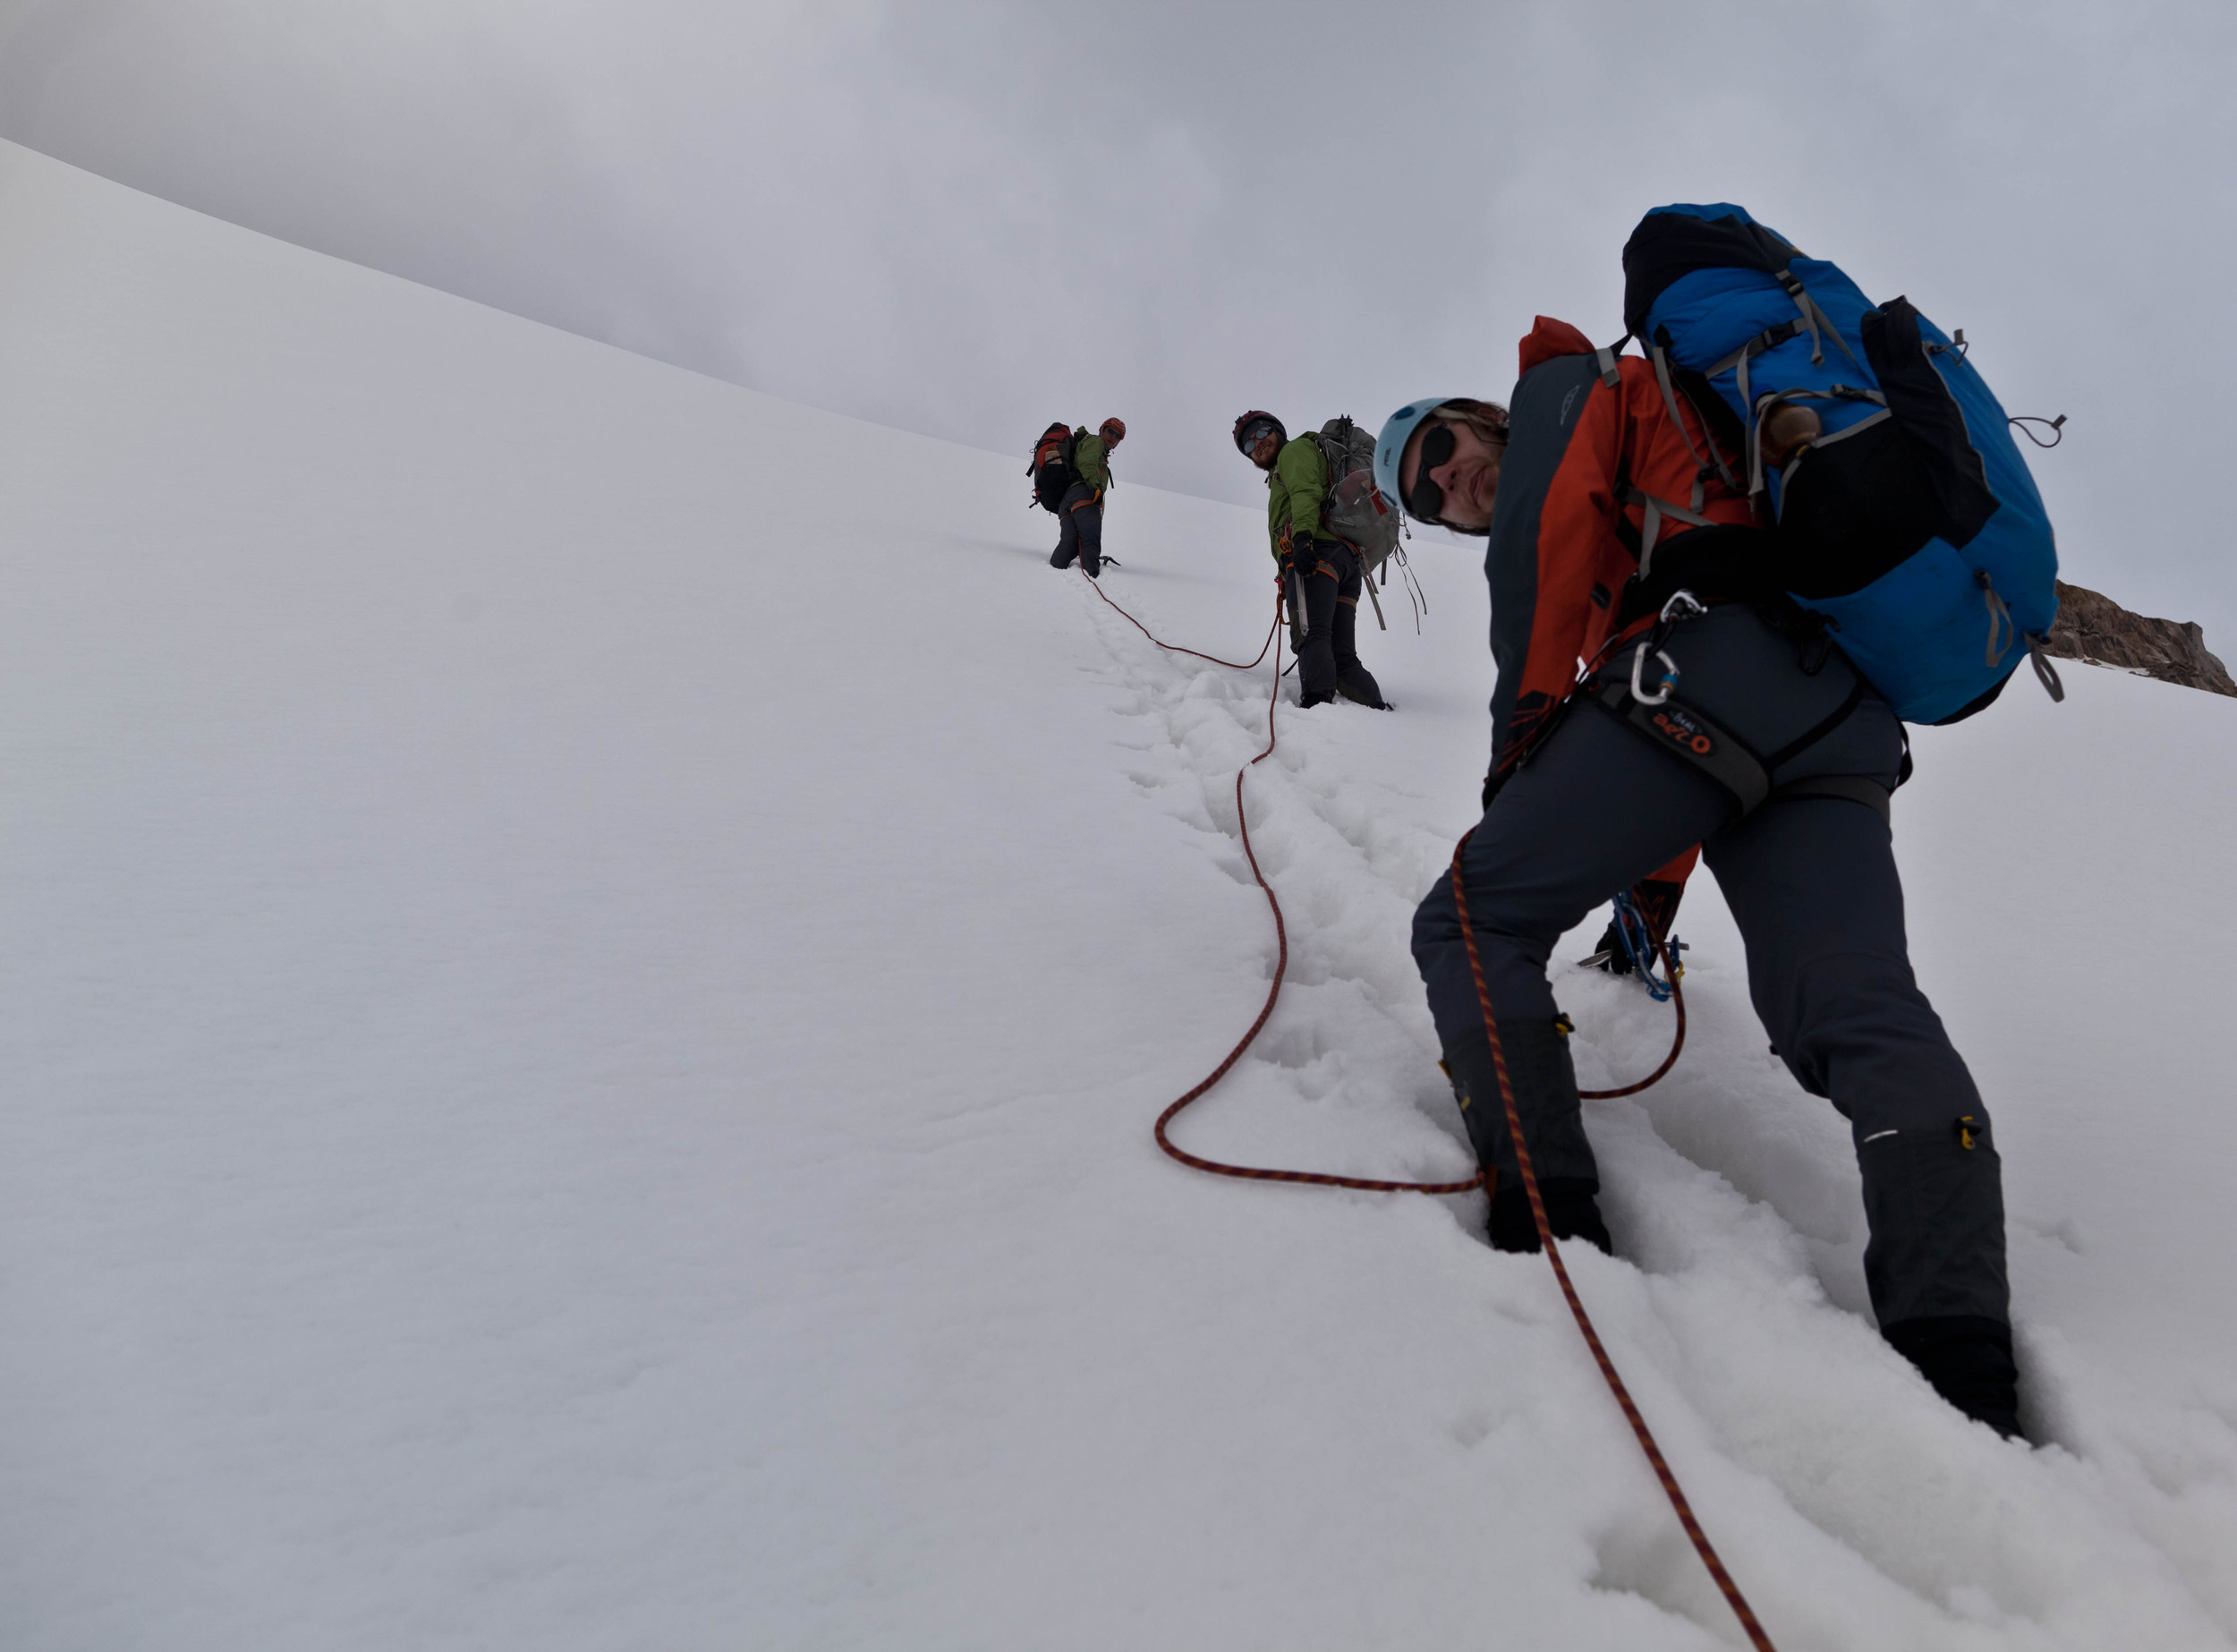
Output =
[
  {"x1": 1621, "y1": 203, "x2": 1804, "y2": 337},
  {"x1": 1030, "y1": 422, "x2": 1077, "y2": 482}
]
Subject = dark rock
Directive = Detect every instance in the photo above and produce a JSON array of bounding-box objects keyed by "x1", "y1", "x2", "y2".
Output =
[{"x1": 2039, "y1": 581, "x2": 2237, "y2": 698}]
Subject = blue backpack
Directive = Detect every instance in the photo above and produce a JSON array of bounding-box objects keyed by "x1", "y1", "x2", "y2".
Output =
[{"x1": 1623, "y1": 202, "x2": 2061, "y2": 724}]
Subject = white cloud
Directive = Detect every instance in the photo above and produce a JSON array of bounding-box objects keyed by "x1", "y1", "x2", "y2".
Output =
[{"x1": 3, "y1": 0, "x2": 2232, "y2": 643}]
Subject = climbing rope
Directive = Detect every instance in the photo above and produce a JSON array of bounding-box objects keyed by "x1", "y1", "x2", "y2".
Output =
[
  {"x1": 1578, "y1": 959, "x2": 1686, "y2": 1099},
  {"x1": 1078, "y1": 566, "x2": 1488, "y2": 1192},
  {"x1": 1078, "y1": 564, "x2": 1771, "y2": 1646},
  {"x1": 1079, "y1": 567, "x2": 1280, "y2": 671},
  {"x1": 1077, "y1": 564, "x2": 1681, "y2": 1169},
  {"x1": 1451, "y1": 839, "x2": 1778, "y2": 1651}
]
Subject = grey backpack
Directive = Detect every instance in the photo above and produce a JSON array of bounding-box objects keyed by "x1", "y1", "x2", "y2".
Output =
[{"x1": 1310, "y1": 416, "x2": 1401, "y2": 575}]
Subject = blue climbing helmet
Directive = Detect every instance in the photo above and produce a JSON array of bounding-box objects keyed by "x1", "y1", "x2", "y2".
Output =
[
  {"x1": 1374, "y1": 402, "x2": 1451, "y2": 516},
  {"x1": 1369, "y1": 400, "x2": 1512, "y2": 516}
]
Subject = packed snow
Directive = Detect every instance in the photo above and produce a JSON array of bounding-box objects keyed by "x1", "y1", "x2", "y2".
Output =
[{"x1": 2, "y1": 140, "x2": 2233, "y2": 1650}]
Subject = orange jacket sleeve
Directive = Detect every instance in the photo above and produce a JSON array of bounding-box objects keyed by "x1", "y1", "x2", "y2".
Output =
[{"x1": 1485, "y1": 317, "x2": 1755, "y2": 778}]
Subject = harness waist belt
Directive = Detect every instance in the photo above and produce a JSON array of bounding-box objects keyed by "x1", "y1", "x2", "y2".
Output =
[
  {"x1": 1592, "y1": 677, "x2": 1770, "y2": 813},
  {"x1": 1588, "y1": 677, "x2": 1890, "y2": 822}
]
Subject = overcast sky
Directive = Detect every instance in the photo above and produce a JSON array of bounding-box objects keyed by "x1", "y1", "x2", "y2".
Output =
[{"x1": 4, "y1": 0, "x2": 2234, "y2": 648}]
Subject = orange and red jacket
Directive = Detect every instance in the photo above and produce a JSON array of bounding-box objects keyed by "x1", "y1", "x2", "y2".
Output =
[{"x1": 1484, "y1": 316, "x2": 1758, "y2": 782}]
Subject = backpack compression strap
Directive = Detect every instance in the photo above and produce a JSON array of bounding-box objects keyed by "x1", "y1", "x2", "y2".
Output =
[{"x1": 1616, "y1": 485, "x2": 1719, "y2": 582}]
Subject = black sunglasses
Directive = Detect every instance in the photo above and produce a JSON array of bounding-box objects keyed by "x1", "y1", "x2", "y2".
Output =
[
  {"x1": 1408, "y1": 422, "x2": 1459, "y2": 519},
  {"x1": 1238, "y1": 418, "x2": 1278, "y2": 453}
]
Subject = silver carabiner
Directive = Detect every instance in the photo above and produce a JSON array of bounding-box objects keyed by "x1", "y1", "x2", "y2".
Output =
[
  {"x1": 1630, "y1": 640, "x2": 1679, "y2": 705},
  {"x1": 1658, "y1": 588, "x2": 1707, "y2": 625}
]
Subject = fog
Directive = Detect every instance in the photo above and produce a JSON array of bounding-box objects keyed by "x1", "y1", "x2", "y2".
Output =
[{"x1": 4, "y1": 0, "x2": 2232, "y2": 644}]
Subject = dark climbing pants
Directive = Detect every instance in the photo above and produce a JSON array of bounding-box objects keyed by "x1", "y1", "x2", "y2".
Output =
[
  {"x1": 1293, "y1": 541, "x2": 1383, "y2": 706},
  {"x1": 1049, "y1": 482, "x2": 1103, "y2": 575},
  {"x1": 1411, "y1": 603, "x2": 2009, "y2": 1332}
]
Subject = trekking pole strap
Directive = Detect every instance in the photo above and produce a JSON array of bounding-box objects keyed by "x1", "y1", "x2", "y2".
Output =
[{"x1": 2024, "y1": 633, "x2": 2066, "y2": 703}]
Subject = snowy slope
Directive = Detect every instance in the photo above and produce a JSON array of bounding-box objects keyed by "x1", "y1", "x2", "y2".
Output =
[{"x1": 2, "y1": 139, "x2": 2233, "y2": 1651}]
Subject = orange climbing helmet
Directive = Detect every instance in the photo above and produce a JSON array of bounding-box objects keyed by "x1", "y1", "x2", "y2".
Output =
[{"x1": 1098, "y1": 417, "x2": 1127, "y2": 444}]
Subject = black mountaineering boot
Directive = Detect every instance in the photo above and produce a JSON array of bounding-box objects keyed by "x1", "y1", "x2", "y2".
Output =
[
  {"x1": 1442, "y1": 1016, "x2": 1611, "y2": 1255},
  {"x1": 1334, "y1": 663, "x2": 1391, "y2": 710},
  {"x1": 1487, "y1": 1178, "x2": 1612, "y2": 1255},
  {"x1": 1586, "y1": 916, "x2": 1637, "y2": 975},
  {"x1": 1883, "y1": 1316, "x2": 2023, "y2": 1439}
]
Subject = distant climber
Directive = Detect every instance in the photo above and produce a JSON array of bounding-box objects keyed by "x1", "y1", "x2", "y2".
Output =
[
  {"x1": 1232, "y1": 411, "x2": 1387, "y2": 709},
  {"x1": 1380, "y1": 328, "x2": 2024, "y2": 1440},
  {"x1": 1036, "y1": 418, "x2": 1125, "y2": 579}
]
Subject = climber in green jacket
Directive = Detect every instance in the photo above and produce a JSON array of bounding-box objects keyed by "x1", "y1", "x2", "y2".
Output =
[
  {"x1": 1048, "y1": 418, "x2": 1125, "y2": 578},
  {"x1": 1232, "y1": 411, "x2": 1386, "y2": 709}
]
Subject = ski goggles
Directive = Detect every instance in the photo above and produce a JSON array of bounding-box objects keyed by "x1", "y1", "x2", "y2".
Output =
[{"x1": 1405, "y1": 420, "x2": 1460, "y2": 521}]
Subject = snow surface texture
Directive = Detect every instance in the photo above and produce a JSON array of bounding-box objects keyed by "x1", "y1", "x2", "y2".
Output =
[{"x1": 2, "y1": 140, "x2": 2233, "y2": 1650}]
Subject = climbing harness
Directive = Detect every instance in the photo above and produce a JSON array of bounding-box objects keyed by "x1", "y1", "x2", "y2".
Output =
[
  {"x1": 1590, "y1": 589, "x2": 1897, "y2": 824},
  {"x1": 1077, "y1": 567, "x2": 1770, "y2": 1649}
]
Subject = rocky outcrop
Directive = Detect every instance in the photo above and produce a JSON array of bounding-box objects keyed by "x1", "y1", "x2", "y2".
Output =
[{"x1": 2039, "y1": 580, "x2": 2237, "y2": 697}]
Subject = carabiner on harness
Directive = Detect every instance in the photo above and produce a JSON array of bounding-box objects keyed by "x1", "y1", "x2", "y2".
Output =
[
  {"x1": 1628, "y1": 589, "x2": 1707, "y2": 707},
  {"x1": 1630, "y1": 642, "x2": 1679, "y2": 706}
]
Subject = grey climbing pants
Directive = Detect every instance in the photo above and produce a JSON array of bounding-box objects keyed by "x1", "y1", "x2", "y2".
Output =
[
  {"x1": 1293, "y1": 540, "x2": 1374, "y2": 705},
  {"x1": 1412, "y1": 602, "x2": 2009, "y2": 1329},
  {"x1": 1049, "y1": 482, "x2": 1103, "y2": 575}
]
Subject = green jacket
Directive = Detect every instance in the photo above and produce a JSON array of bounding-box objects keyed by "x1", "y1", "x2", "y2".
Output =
[
  {"x1": 1072, "y1": 429, "x2": 1112, "y2": 492},
  {"x1": 1263, "y1": 433, "x2": 1328, "y2": 562}
]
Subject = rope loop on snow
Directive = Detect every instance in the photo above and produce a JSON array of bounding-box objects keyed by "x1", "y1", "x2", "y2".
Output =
[
  {"x1": 1578, "y1": 913, "x2": 1687, "y2": 1099},
  {"x1": 1078, "y1": 566, "x2": 1280, "y2": 672},
  {"x1": 1081, "y1": 568, "x2": 1490, "y2": 1193}
]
